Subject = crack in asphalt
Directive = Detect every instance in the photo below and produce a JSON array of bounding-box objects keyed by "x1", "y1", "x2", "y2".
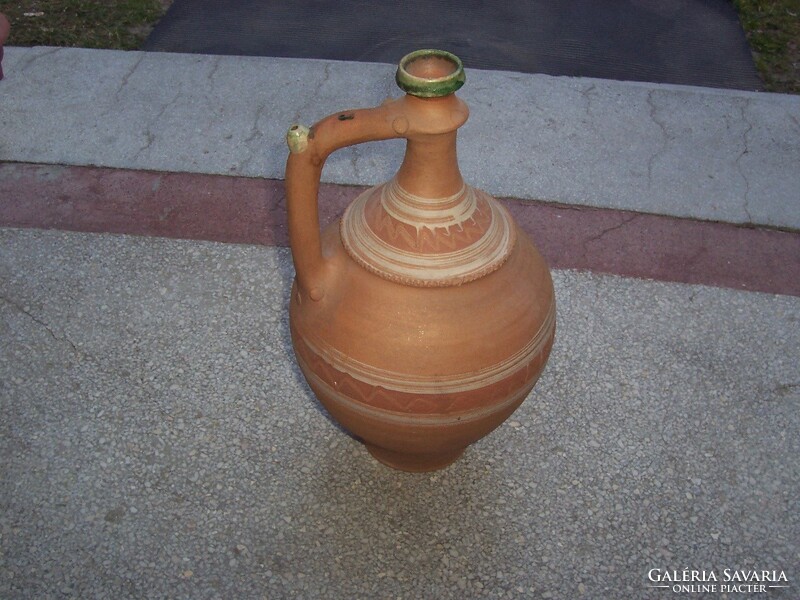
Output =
[
  {"x1": 733, "y1": 99, "x2": 754, "y2": 224},
  {"x1": 133, "y1": 87, "x2": 183, "y2": 161},
  {"x1": 580, "y1": 83, "x2": 597, "y2": 118},
  {"x1": 580, "y1": 214, "x2": 639, "y2": 263},
  {"x1": 645, "y1": 90, "x2": 670, "y2": 190},
  {"x1": 114, "y1": 53, "x2": 146, "y2": 103},
  {"x1": 292, "y1": 62, "x2": 332, "y2": 125},
  {"x1": 1, "y1": 294, "x2": 81, "y2": 358}
]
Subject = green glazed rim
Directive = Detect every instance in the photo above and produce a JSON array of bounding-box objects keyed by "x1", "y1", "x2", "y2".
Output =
[{"x1": 395, "y1": 49, "x2": 466, "y2": 98}]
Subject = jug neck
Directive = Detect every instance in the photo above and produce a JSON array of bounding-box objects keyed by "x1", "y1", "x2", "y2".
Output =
[
  {"x1": 395, "y1": 130, "x2": 464, "y2": 199},
  {"x1": 389, "y1": 49, "x2": 468, "y2": 199},
  {"x1": 339, "y1": 91, "x2": 516, "y2": 288}
]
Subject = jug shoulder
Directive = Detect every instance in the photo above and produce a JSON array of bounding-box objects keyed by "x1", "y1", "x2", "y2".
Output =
[{"x1": 291, "y1": 222, "x2": 554, "y2": 383}]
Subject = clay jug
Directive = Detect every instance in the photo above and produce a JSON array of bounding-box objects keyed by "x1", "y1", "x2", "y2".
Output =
[{"x1": 285, "y1": 50, "x2": 555, "y2": 472}]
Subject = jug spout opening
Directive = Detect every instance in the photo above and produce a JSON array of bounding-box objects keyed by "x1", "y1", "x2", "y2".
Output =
[{"x1": 396, "y1": 49, "x2": 465, "y2": 98}]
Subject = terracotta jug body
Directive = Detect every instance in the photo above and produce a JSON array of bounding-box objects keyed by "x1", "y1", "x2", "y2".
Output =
[{"x1": 285, "y1": 50, "x2": 555, "y2": 472}]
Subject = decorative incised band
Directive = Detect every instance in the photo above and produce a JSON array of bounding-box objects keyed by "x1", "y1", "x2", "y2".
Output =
[
  {"x1": 291, "y1": 297, "x2": 555, "y2": 415},
  {"x1": 381, "y1": 181, "x2": 477, "y2": 228},
  {"x1": 306, "y1": 298, "x2": 554, "y2": 394},
  {"x1": 298, "y1": 358, "x2": 535, "y2": 427},
  {"x1": 340, "y1": 179, "x2": 516, "y2": 287}
]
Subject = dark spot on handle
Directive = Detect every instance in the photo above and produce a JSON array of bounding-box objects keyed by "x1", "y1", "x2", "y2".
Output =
[{"x1": 337, "y1": 113, "x2": 355, "y2": 121}]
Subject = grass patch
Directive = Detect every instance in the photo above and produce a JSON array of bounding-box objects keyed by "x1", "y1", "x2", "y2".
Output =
[
  {"x1": 734, "y1": 0, "x2": 800, "y2": 93},
  {"x1": 1, "y1": 0, "x2": 166, "y2": 50}
]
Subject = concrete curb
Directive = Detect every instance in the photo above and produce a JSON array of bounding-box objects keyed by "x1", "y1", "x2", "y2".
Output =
[{"x1": 1, "y1": 46, "x2": 798, "y2": 229}]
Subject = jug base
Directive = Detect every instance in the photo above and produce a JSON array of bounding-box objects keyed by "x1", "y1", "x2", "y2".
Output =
[{"x1": 366, "y1": 444, "x2": 465, "y2": 473}]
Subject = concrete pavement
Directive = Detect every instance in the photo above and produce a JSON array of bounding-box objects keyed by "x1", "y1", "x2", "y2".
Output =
[
  {"x1": 0, "y1": 46, "x2": 798, "y2": 599},
  {"x1": 1, "y1": 228, "x2": 798, "y2": 599}
]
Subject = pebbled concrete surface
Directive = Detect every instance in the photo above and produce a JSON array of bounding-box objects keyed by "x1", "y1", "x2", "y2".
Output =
[
  {"x1": 1, "y1": 227, "x2": 798, "y2": 599},
  {"x1": 1, "y1": 47, "x2": 799, "y2": 229}
]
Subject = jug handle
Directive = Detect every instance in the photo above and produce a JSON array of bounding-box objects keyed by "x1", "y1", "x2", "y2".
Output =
[{"x1": 284, "y1": 103, "x2": 403, "y2": 301}]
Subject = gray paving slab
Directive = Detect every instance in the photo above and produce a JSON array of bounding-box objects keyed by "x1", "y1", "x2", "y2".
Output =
[
  {"x1": 1, "y1": 227, "x2": 798, "y2": 599},
  {"x1": 1, "y1": 47, "x2": 799, "y2": 229}
]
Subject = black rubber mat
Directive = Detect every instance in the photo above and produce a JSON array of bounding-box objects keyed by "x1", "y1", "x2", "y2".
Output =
[{"x1": 144, "y1": 0, "x2": 763, "y2": 91}]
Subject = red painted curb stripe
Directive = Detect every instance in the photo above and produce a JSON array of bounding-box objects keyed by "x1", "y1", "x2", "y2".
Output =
[
  {"x1": 506, "y1": 199, "x2": 800, "y2": 297},
  {"x1": 1, "y1": 162, "x2": 798, "y2": 297}
]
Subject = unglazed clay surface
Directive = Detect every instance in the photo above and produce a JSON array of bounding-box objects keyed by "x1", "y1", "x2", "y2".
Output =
[{"x1": 285, "y1": 50, "x2": 555, "y2": 471}]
